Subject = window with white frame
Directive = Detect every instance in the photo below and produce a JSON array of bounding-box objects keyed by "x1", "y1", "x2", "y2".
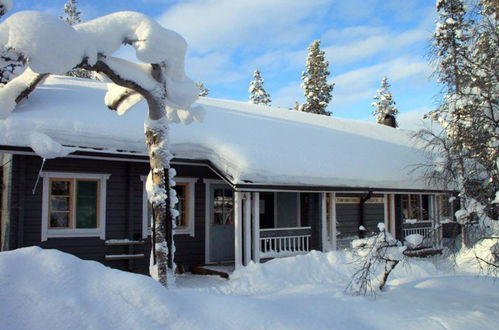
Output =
[
  {"x1": 401, "y1": 194, "x2": 433, "y2": 222},
  {"x1": 142, "y1": 177, "x2": 196, "y2": 238},
  {"x1": 41, "y1": 172, "x2": 110, "y2": 241}
]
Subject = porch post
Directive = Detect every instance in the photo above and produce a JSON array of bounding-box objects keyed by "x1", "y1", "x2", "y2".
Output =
[
  {"x1": 252, "y1": 192, "x2": 260, "y2": 263},
  {"x1": 384, "y1": 194, "x2": 389, "y2": 231},
  {"x1": 321, "y1": 193, "x2": 327, "y2": 252},
  {"x1": 234, "y1": 191, "x2": 243, "y2": 269},
  {"x1": 389, "y1": 194, "x2": 396, "y2": 237},
  {"x1": 330, "y1": 192, "x2": 337, "y2": 250},
  {"x1": 243, "y1": 192, "x2": 251, "y2": 266}
]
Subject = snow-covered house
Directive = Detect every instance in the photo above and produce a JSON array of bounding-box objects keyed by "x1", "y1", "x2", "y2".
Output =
[{"x1": 0, "y1": 76, "x2": 455, "y2": 273}]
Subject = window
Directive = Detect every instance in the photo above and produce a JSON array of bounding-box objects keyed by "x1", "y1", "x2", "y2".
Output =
[
  {"x1": 436, "y1": 195, "x2": 454, "y2": 221},
  {"x1": 212, "y1": 187, "x2": 234, "y2": 225},
  {"x1": 401, "y1": 194, "x2": 432, "y2": 222},
  {"x1": 41, "y1": 172, "x2": 110, "y2": 241},
  {"x1": 142, "y1": 177, "x2": 196, "y2": 238}
]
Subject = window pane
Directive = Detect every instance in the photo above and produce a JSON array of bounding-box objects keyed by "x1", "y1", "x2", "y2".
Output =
[
  {"x1": 50, "y1": 212, "x2": 69, "y2": 228},
  {"x1": 51, "y1": 197, "x2": 70, "y2": 211},
  {"x1": 51, "y1": 181, "x2": 70, "y2": 195},
  {"x1": 213, "y1": 188, "x2": 233, "y2": 225},
  {"x1": 174, "y1": 185, "x2": 186, "y2": 227},
  {"x1": 76, "y1": 181, "x2": 98, "y2": 228}
]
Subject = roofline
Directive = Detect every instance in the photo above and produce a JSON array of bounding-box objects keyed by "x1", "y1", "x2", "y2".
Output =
[
  {"x1": 0, "y1": 145, "x2": 455, "y2": 194},
  {"x1": 233, "y1": 183, "x2": 454, "y2": 194},
  {"x1": 0, "y1": 145, "x2": 234, "y2": 186}
]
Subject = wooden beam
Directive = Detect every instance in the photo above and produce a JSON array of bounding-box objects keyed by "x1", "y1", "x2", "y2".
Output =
[
  {"x1": 321, "y1": 192, "x2": 327, "y2": 252},
  {"x1": 234, "y1": 191, "x2": 243, "y2": 269},
  {"x1": 252, "y1": 192, "x2": 260, "y2": 263},
  {"x1": 330, "y1": 192, "x2": 337, "y2": 250},
  {"x1": 1, "y1": 153, "x2": 12, "y2": 251},
  {"x1": 17, "y1": 155, "x2": 26, "y2": 248},
  {"x1": 243, "y1": 192, "x2": 251, "y2": 266}
]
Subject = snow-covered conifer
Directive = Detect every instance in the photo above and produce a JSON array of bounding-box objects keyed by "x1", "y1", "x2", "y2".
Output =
[
  {"x1": 248, "y1": 69, "x2": 271, "y2": 105},
  {"x1": 61, "y1": 0, "x2": 82, "y2": 26},
  {"x1": 60, "y1": 0, "x2": 93, "y2": 79},
  {"x1": 418, "y1": 0, "x2": 498, "y2": 251},
  {"x1": 371, "y1": 77, "x2": 398, "y2": 127},
  {"x1": 197, "y1": 82, "x2": 209, "y2": 96},
  {"x1": 299, "y1": 40, "x2": 334, "y2": 116}
]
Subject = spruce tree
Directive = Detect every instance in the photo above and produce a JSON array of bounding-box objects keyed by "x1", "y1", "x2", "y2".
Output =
[
  {"x1": 299, "y1": 40, "x2": 334, "y2": 116},
  {"x1": 61, "y1": 0, "x2": 92, "y2": 79},
  {"x1": 248, "y1": 69, "x2": 271, "y2": 105},
  {"x1": 371, "y1": 77, "x2": 398, "y2": 127},
  {"x1": 62, "y1": 0, "x2": 82, "y2": 25},
  {"x1": 196, "y1": 82, "x2": 209, "y2": 96}
]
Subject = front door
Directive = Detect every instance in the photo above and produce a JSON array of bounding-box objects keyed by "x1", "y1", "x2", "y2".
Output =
[{"x1": 209, "y1": 185, "x2": 234, "y2": 263}]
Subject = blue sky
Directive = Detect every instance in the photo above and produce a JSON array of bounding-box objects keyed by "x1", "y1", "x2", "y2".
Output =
[{"x1": 7, "y1": 0, "x2": 439, "y2": 127}]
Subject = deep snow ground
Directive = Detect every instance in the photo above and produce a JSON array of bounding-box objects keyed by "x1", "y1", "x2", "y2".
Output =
[{"x1": 0, "y1": 247, "x2": 498, "y2": 330}]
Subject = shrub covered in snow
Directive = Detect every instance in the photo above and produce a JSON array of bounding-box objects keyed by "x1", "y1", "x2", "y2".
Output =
[{"x1": 347, "y1": 223, "x2": 406, "y2": 296}]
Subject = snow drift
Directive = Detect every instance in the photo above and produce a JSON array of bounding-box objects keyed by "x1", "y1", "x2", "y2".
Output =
[{"x1": 1, "y1": 247, "x2": 498, "y2": 330}]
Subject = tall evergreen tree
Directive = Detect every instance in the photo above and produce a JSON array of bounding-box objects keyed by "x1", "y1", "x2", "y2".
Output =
[
  {"x1": 61, "y1": 0, "x2": 92, "y2": 79},
  {"x1": 371, "y1": 77, "x2": 398, "y2": 127},
  {"x1": 248, "y1": 69, "x2": 271, "y2": 105},
  {"x1": 419, "y1": 0, "x2": 498, "y2": 232},
  {"x1": 298, "y1": 40, "x2": 334, "y2": 116},
  {"x1": 61, "y1": 0, "x2": 82, "y2": 25},
  {"x1": 196, "y1": 82, "x2": 209, "y2": 96}
]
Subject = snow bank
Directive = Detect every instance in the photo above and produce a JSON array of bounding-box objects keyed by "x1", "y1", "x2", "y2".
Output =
[
  {"x1": 1, "y1": 247, "x2": 498, "y2": 330},
  {"x1": 0, "y1": 76, "x2": 437, "y2": 190},
  {"x1": 455, "y1": 238, "x2": 499, "y2": 276},
  {"x1": 224, "y1": 250, "x2": 441, "y2": 296}
]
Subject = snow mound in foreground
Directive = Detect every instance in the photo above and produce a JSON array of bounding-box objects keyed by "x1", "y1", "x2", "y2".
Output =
[
  {"x1": 225, "y1": 250, "x2": 443, "y2": 295},
  {"x1": 0, "y1": 247, "x2": 172, "y2": 329},
  {"x1": 1, "y1": 247, "x2": 499, "y2": 330}
]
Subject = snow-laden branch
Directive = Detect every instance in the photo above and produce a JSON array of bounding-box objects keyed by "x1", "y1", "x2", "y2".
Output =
[
  {"x1": 0, "y1": 10, "x2": 199, "y2": 121},
  {"x1": 0, "y1": 67, "x2": 47, "y2": 118}
]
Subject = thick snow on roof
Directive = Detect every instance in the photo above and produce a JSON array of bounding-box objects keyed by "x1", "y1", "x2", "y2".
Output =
[{"x1": 0, "y1": 76, "x2": 434, "y2": 190}]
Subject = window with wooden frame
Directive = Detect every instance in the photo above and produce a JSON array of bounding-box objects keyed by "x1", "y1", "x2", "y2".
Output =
[
  {"x1": 141, "y1": 176, "x2": 196, "y2": 238},
  {"x1": 401, "y1": 194, "x2": 430, "y2": 222},
  {"x1": 41, "y1": 172, "x2": 110, "y2": 241},
  {"x1": 174, "y1": 183, "x2": 188, "y2": 229}
]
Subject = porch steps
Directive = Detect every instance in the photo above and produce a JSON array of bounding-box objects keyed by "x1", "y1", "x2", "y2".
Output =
[
  {"x1": 190, "y1": 265, "x2": 233, "y2": 279},
  {"x1": 105, "y1": 253, "x2": 145, "y2": 261}
]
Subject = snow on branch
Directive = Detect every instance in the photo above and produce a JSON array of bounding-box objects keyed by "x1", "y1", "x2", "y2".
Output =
[
  {"x1": 0, "y1": 10, "x2": 199, "y2": 121},
  {"x1": 346, "y1": 223, "x2": 406, "y2": 296},
  {"x1": 0, "y1": 68, "x2": 47, "y2": 119},
  {"x1": 0, "y1": 0, "x2": 12, "y2": 18}
]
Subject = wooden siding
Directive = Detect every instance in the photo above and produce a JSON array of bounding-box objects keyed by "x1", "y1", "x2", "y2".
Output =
[
  {"x1": 336, "y1": 193, "x2": 385, "y2": 240},
  {"x1": 9, "y1": 154, "x2": 220, "y2": 273},
  {"x1": 300, "y1": 193, "x2": 322, "y2": 251}
]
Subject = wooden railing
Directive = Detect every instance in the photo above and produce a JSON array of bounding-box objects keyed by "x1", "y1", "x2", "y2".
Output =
[
  {"x1": 259, "y1": 227, "x2": 312, "y2": 258},
  {"x1": 402, "y1": 221, "x2": 443, "y2": 250},
  {"x1": 402, "y1": 226, "x2": 432, "y2": 237}
]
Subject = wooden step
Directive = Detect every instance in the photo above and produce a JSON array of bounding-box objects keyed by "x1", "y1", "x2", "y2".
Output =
[
  {"x1": 105, "y1": 254, "x2": 145, "y2": 261},
  {"x1": 105, "y1": 239, "x2": 145, "y2": 246}
]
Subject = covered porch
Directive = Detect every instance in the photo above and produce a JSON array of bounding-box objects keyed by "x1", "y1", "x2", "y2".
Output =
[{"x1": 232, "y1": 191, "x2": 325, "y2": 268}]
